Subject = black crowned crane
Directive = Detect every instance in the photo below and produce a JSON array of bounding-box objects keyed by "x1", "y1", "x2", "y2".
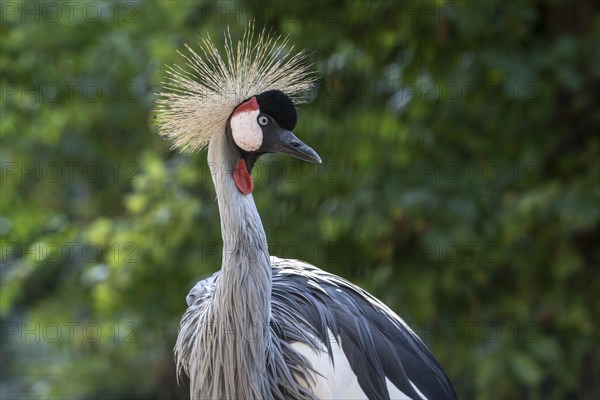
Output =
[{"x1": 156, "y1": 26, "x2": 456, "y2": 400}]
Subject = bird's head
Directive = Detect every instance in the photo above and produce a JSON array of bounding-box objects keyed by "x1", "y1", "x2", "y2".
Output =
[
  {"x1": 227, "y1": 89, "x2": 321, "y2": 194},
  {"x1": 155, "y1": 24, "x2": 319, "y2": 196}
]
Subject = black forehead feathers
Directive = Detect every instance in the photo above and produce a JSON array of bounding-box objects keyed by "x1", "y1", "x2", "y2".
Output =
[{"x1": 255, "y1": 90, "x2": 297, "y2": 131}]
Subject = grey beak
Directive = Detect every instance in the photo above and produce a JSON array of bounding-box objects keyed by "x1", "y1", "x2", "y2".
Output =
[{"x1": 264, "y1": 129, "x2": 322, "y2": 163}]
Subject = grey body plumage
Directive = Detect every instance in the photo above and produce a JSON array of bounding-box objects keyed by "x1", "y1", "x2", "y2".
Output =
[
  {"x1": 178, "y1": 257, "x2": 456, "y2": 399},
  {"x1": 158, "y1": 24, "x2": 456, "y2": 400}
]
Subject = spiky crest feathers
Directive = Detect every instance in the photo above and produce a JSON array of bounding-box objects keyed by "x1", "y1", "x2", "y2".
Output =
[{"x1": 155, "y1": 25, "x2": 314, "y2": 152}]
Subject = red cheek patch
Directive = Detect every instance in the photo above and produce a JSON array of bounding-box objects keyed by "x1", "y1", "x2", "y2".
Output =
[
  {"x1": 233, "y1": 96, "x2": 259, "y2": 116},
  {"x1": 233, "y1": 158, "x2": 253, "y2": 195}
]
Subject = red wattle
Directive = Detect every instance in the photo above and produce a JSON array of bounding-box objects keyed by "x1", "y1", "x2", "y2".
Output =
[{"x1": 233, "y1": 158, "x2": 253, "y2": 195}]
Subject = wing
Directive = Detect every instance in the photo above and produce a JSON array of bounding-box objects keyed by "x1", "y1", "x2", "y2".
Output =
[{"x1": 270, "y1": 257, "x2": 457, "y2": 400}]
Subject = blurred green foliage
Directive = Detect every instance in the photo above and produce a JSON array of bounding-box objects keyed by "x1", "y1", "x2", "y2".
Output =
[{"x1": 1, "y1": 1, "x2": 598, "y2": 398}]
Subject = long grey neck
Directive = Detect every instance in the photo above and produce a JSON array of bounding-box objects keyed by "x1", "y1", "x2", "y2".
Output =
[{"x1": 203, "y1": 131, "x2": 272, "y2": 398}]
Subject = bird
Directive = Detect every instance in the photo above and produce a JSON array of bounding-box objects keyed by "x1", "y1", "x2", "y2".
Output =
[{"x1": 156, "y1": 24, "x2": 457, "y2": 400}]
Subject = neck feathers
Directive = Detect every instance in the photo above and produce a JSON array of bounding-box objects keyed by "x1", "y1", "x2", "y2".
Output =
[{"x1": 192, "y1": 132, "x2": 272, "y2": 398}]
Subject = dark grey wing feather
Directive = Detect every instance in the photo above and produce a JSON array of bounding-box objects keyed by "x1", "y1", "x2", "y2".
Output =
[{"x1": 270, "y1": 258, "x2": 457, "y2": 400}]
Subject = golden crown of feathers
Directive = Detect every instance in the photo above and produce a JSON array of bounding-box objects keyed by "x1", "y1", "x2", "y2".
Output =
[{"x1": 155, "y1": 24, "x2": 315, "y2": 152}]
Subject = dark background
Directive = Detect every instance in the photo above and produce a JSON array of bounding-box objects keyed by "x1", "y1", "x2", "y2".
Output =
[{"x1": 1, "y1": 1, "x2": 598, "y2": 398}]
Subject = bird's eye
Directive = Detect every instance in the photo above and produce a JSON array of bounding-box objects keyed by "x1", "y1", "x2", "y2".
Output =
[{"x1": 258, "y1": 115, "x2": 269, "y2": 126}]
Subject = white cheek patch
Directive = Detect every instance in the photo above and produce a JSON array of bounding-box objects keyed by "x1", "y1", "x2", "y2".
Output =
[{"x1": 230, "y1": 109, "x2": 262, "y2": 152}]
